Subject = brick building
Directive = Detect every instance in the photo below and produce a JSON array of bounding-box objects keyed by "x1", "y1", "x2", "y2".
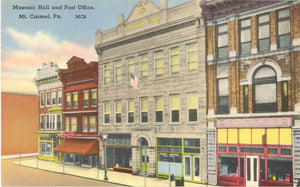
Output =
[
  {"x1": 200, "y1": 0, "x2": 300, "y2": 186},
  {"x1": 95, "y1": 0, "x2": 207, "y2": 183},
  {"x1": 1, "y1": 91, "x2": 39, "y2": 156},
  {"x1": 55, "y1": 56, "x2": 99, "y2": 168},
  {"x1": 33, "y1": 62, "x2": 63, "y2": 161}
]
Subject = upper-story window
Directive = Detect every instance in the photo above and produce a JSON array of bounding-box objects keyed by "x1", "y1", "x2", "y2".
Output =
[
  {"x1": 46, "y1": 91, "x2": 51, "y2": 106},
  {"x1": 170, "y1": 47, "x2": 180, "y2": 75},
  {"x1": 240, "y1": 18, "x2": 251, "y2": 55},
  {"x1": 71, "y1": 117, "x2": 77, "y2": 131},
  {"x1": 73, "y1": 92, "x2": 78, "y2": 108},
  {"x1": 127, "y1": 99, "x2": 135, "y2": 123},
  {"x1": 45, "y1": 114, "x2": 61, "y2": 130},
  {"x1": 84, "y1": 91, "x2": 89, "y2": 107},
  {"x1": 217, "y1": 24, "x2": 228, "y2": 59},
  {"x1": 278, "y1": 8, "x2": 290, "y2": 49},
  {"x1": 91, "y1": 90, "x2": 97, "y2": 107},
  {"x1": 186, "y1": 43, "x2": 198, "y2": 73},
  {"x1": 115, "y1": 100, "x2": 122, "y2": 124},
  {"x1": 83, "y1": 116, "x2": 96, "y2": 132},
  {"x1": 114, "y1": 60, "x2": 122, "y2": 85},
  {"x1": 103, "y1": 63, "x2": 111, "y2": 86},
  {"x1": 66, "y1": 93, "x2": 71, "y2": 108},
  {"x1": 188, "y1": 93, "x2": 198, "y2": 122},
  {"x1": 140, "y1": 98, "x2": 148, "y2": 123},
  {"x1": 104, "y1": 102, "x2": 110, "y2": 125},
  {"x1": 217, "y1": 78, "x2": 229, "y2": 114},
  {"x1": 40, "y1": 115, "x2": 45, "y2": 129},
  {"x1": 154, "y1": 51, "x2": 163, "y2": 78},
  {"x1": 51, "y1": 90, "x2": 57, "y2": 105},
  {"x1": 127, "y1": 57, "x2": 135, "y2": 82},
  {"x1": 258, "y1": 14, "x2": 270, "y2": 52},
  {"x1": 155, "y1": 96, "x2": 163, "y2": 123},
  {"x1": 170, "y1": 95, "x2": 180, "y2": 123},
  {"x1": 57, "y1": 89, "x2": 62, "y2": 105},
  {"x1": 40, "y1": 92, "x2": 45, "y2": 107},
  {"x1": 65, "y1": 117, "x2": 70, "y2": 131},
  {"x1": 139, "y1": 54, "x2": 148, "y2": 80},
  {"x1": 253, "y1": 66, "x2": 277, "y2": 113}
]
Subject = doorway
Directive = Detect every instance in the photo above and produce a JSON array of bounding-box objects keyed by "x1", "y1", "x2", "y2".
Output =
[
  {"x1": 246, "y1": 155, "x2": 259, "y2": 187},
  {"x1": 138, "y1": 137, "x2": 149, "y2": 174},
  {"x1": 184, "y1": 155, "x2": 200, "y2": 181}
]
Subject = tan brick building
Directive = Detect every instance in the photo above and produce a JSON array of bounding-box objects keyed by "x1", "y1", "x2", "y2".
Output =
[
  {"x1": 95, "y1": 0, "x2": 207, "y2": 183},
  {"x1": 201, "y1": 0, "x2": 300, "y2": 186}
]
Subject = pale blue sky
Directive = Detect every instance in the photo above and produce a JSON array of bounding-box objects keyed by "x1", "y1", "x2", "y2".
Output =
[{"x1": 1, "y1": 0, "x2": 190, "y2": 93}]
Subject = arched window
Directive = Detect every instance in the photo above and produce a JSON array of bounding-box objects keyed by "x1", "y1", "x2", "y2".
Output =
[{"x1": 253, "y1": 66, "x2": 277, "y2": 113}]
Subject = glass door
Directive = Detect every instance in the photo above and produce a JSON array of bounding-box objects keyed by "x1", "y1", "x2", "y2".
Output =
[
  {"x1": 140, "y1": 147, "x2": 149, "y2": 173},
  {"x1": 184, "y1": 156, "x2": 192, "y2": 180},
  {"x1": 194, "y1": 156, "x2": 200, "y2": 181},
  {"x1": 246, "y1": 155, "x2": 259, "y2": 187}
]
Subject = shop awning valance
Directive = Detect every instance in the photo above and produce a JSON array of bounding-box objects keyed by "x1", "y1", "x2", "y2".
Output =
[{"x1": 54, "y1": 139, "x2": 98, "y2": 155}]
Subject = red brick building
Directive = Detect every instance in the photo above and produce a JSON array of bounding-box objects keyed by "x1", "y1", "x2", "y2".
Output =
[
  {"x1": 1, "y1": 91, "x2": 39, "y2": 156},
  {"x1": 201, "y1": 0, "x2": 300, "y2": 186},
  {"x1": 55, "y1": 56, "x2": 99, "y2": 167}
]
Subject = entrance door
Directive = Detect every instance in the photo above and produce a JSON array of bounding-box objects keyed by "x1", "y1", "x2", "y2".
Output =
[
  {"x1": 140, "y1": 147, "x2": 149, "y2": 173},
  {"x1": 184, "y1": 156, "x2": 192, "y2": 180},
  {"x1": 184, "y1": 156, "x2": 201, "y2": 181},
  {"x1": 194, "y1": 156, "x2": 200, "y2": 181},
  {"x1": 246, "y1": 156, "x2": 259, "y2": 187}
]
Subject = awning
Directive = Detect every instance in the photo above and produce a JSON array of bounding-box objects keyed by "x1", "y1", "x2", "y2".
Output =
[{"x1": 54, "y1": 139, "x2": 99, "y2": 155}]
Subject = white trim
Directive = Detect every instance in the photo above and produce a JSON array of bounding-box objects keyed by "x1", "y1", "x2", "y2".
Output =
[
  {"x1": 66, "y1": 79, "x2": 94, "y2": 85},
  {"x1": 63, "y1": 110, "x2": 97, "y2": 114}
]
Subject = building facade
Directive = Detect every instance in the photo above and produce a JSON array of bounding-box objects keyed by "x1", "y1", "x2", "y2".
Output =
[
  {"x1": 34, "y1": 62, "x2": 63, "y2": 161},
  {"x1": 1, "y1": 91, "x2": 39, "y2": 156},
  {"x1": 95, "y1": 0, "x2": 207, "y2": 183},
  {"x1": 55, "y1": 56, "x2": 99, "y2": 168},
  {"x1": 200, "y1": 0, "x2": 300, "y2": 186}
]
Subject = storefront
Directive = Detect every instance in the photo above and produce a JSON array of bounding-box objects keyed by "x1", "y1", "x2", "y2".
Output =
[
  {"x1": 156, "y1": 137, "x2": 201, "y2": 183},
  {"x1": 54, "y1": 138, "x2": 99, "y2": 168},
  {"x1": 216, "y1": 128, "x2": 293, "y2": 186},
  {"x1": 38, "y1": 134, "x2": 61, "y2": 161}
]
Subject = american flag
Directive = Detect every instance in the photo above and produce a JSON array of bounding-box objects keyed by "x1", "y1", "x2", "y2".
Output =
[{"x1": 130, "y1": 72, "x2": 139, "y2": 90}]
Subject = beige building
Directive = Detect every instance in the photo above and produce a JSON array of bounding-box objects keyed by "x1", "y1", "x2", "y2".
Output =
[{"x1": 95, "y1": 0, "x2": 207, "y2": 183}]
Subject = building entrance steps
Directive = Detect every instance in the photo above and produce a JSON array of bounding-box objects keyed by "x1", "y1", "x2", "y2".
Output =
[{"x1": 11, "y1": 157, "x2": 216, "y2": 187}]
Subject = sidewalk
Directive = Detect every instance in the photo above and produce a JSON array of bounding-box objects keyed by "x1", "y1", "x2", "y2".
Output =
[{"x1": 11, "y1": 158, "x2": 216, "y2": 187}]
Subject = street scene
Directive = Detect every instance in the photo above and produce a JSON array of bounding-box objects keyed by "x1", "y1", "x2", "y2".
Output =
[{"x1": 2, "y1": 0, "x2": 300, "y2": 186}]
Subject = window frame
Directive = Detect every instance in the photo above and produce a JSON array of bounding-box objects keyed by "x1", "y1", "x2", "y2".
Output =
[
  {"x1": 217, "y1": 24, "x2": 228, "y2": 59},
  {"x1": 169, "y1": 46, "x2": 180, "y2": 75},
  {"x1": 115, "y1": 100, "x2": 122, "y2": 125},
  {"x1": 83, "y1": 90, "x2": 89, "y2": 107},
  {"x1": 139, "y1": 53, "x2": 149, "y2": 80},
  {"x1": 72, "y1": 92, "x2": 78, "y2": 108},
  {"x1": 46, "y1": 91, "x2": 51, "y2": 106},
  {"x1": 154, "y1": 50, "x2": 164, "y2": 78},
  {"x1": 217, "y1": 77, "x2": 229, "y2": 114},
  {"x1": 40, "y1": 114, "x2": 45, "y2": 130},
  {"x1": 57, "y1": 89, "x2": 62, "y2": 105},
  {"x1": 187, "y1": 93, "x2": 198, "y2": 122},
  {"x1": 170, "y1": 94, "x2": 180, "y2": 123},
  {"x1": 239, "y1": 18, "x2": 251, "y2": 55},
  {"x1": 103, "y1": 101, "x2": 110, "y2": 125},
  {"x1": 91, "y1": 89, "x2": 97, "y2": 107},
  {"x1": 277, "y1": 8, "x2": 290, "y2": 49},
  {"x1": 258, "y1": 13, "x2": 270, "y2": 52},
  {"x1": 155, "y1": 96, "x2": 163, "y2": 123},
  {"x1": 186, "y1": 43, "x2": 198, "y2": 74},
  {"x1": 140, "y1": 98, "x2": 148, "y2": 123},
  {"x1": 51, "y1": 90, "x2": 57, "y2": 106},
  {"x1": 127, "y1": 99, "x2": 135, "y2": 124},
  {"x1": 71, "y1": 117, "x2": 77, "y2": 132},
  {"x1": 40, "y1": 92, "x2": 45, "y2": 108},
  {"x1": 114, "y1": 60, "x2": 122, "y2": 85},
  {"x1": 103, "y1": 63, "x2": 111, "y2": 86},
  {"x1": 66, "y1": 93, "x2": 71, "y2": 108},
  {"x1": 126, "y1": 57, "x2": 135, "y2": 82}
]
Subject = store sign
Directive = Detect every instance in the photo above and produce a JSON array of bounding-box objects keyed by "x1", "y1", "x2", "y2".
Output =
[{"x1": 125, "y1": 15, "x2": 160, "y2": 31}]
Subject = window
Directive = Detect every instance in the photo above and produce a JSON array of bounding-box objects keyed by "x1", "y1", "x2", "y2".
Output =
[
  {"x1": 154, "y1": 51, "x2": 163, "y2": 77},
  {"x1": 115, "y1": 101, "x2": 122, "y2": 124},
  {"x1": 56, "y1": 114, "x2": 61, "y2": 130},
  {"x1": 217, "y1": 78, "x2": 229, "y2": 114},
  {"x1": 40, "y1": 115, "x2": 45, "y2": 129},
  {"x1": 127, "y1": 99, "x2": 134, "y2": 123},
  {"x1": 40, "y1": 92, "x2": 45, "y2": 107},
  {"x1": 141, "y1": 98, "x2": 148, "y2": 123},
  {"x1": 90, "y1": 116, "x2": 96, "y2": 132},
  {"x1": 243, "y1": 85, "x2": 249, "y2": 113},
  {"x1": 171, "y1": 95, "x2": 180, "y2": 123},
  {"x1": 65, "y1": 117, "x2": 70, "y2": 131},
  {"x1": 46, "y1": 115, "x2": 50, "y2": 129},
  {"x1": 73, "y1": 92, "x2": 78, "y2": 108},
  {"x1": 217, "y1": 24, "x2": 228, "y2": 59},
  {"x1": 45, "y1": 114, "x2": 60, "y2": 130},
  {"x1": 139, "y1": 54, "x2": 148, "y2": 80},
  {"x1": 51, "y1": 90, "x2": 57, "y2": 105},
  {"x1": 127, "y1": 57, "x2": 135, "y2": 82},
  {"x1": 83, "y1": 116, "x2": 88, "y2": 132},
  {"x1": 186, "y1": 43, "x2": 198, "y2": 73},
  {"x1": 84, "y1": 91, "x2": 89, "y2": 107},
  {"x1": 155, "y1": 96, "x2": 163, "y2": 123},
  {"x1": 103, "y1": 63, "x2": 111, "y2": 86},
  {"x1": 170, "y1": 47, "x2": 180, "y2": 75},
  {"x1": 66, "y1": 93, "x2": 71, "y2": 108},
  {"x1": 258, "y1": 14, "x2": 270, "y2": 52},
  {"x1": 91, "y1": 90, "x2": 97, "y2": 106},
  {"x1": 57, "y1": 89, "x2": 62, "y2": 104},
  {"x1": 115, "y1": 60, "x2": 122, "y2": 85},
  {"x1": 188, "y1": 93, "x2": 197, "y2": 122},
  {"x1": 278, "y1": 9, "x2": 290, "y2": 48},
  {"x1": 240, "y1": 18, "x2": 251, "y2": 55},
  {"x1": 282, "y1": 81, "x2": 288, "y2": 111},
  {"x1": 218, "y1": 154, "x2": 238, "y2": 176},
  {"x1": 267, "y1": 157, "x2": 292, "y2": 183},
  {"x1": 46, "y1": 91, "x2": 50, "y2": 106},
  {"x1": 39, "y1": 142, "x2": 52, "y2": 157},
  {"x1": 253, "y1": 66, "x2": 277, "y2": 113},
  {"x1": 104, "y1": 102, "x2": 110, "y2": 124},
  {"x1": 71, "y1": 117, "x2": 77, "y2": 131}
]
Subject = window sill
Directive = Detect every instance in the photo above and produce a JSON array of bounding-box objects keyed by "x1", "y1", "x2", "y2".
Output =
[
  {"x1": 169, "y1": 123, "x2": 180, "y2": 126},
  {"x1": 187, "y1": 122, "x2": 198, "y2": 125}
]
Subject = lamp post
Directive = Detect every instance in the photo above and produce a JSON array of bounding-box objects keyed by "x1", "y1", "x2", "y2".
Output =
[{"x1": 103, "y1": 134, "x2": 108, "y2": 181}]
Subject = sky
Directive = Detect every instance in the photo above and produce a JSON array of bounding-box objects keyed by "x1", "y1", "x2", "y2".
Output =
[{"x1": 1, "y1": 0, "x2": 190, "y2": 93}]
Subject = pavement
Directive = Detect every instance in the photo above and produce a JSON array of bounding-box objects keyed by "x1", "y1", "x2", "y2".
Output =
[{"x1": 11, "y1": 157, "x2": 216, "y2": 187}]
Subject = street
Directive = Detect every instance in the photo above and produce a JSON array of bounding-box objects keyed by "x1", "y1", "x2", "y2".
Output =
[{"x1": 1, "y1": 157, "x2": 118, "y2": 186}]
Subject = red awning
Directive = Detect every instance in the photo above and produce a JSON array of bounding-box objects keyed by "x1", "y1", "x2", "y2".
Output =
[{"x1": 54, "y1": 139, "x2": 99, "y2": 155}]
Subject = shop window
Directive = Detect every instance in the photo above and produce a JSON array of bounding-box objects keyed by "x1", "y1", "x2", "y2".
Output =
[
  {"x1": 157, "y1": 138, "x2": 182, "y2": 147},
  {"x1": 155, "y1": 97, "x2": 163, "y2": 123},
  {"x1": 188, "y1": 93, "x2": 197, "y2": 122},
  {"x1": 217, "y1": 24, "x2": 228, "y2": 59},
  {"x1": 184, "y1": 138, "x2": 200, "y2": 153},
  {"x1": 218, "y1": 154, "x2": 238, "y2": 176},
  {"x1": 278, "y1": 8, "x2": 290, "y2": 49},
  {"x1": 261, "y1": 156, "x2": 265, "y2": 180},
  {"x1": 40, "y1": 142, "x2": 52, "y2": 157},
  {"x1": 186, "y1": 43, "x2": 198, "y2": 73},
  {"x1": 240, "y1": 18, "x2": 251, "y2": 55},
  {"x1": 40, "y1": 92, "x2": 45, "y2": 107},
  {"x1": 218, "y1": 146, "x2": 226, "y2": 152},
  {"x1": 154, "y1": 51, "x2": 163, "y2": 78},
  {"x1": 170, "y1": 47, "x2": 180, "y2": 75},
  {"x1": 240, "y1": 156, "x2": 244, "y2": 178},
  {"x1": 229, "y1": 146, "x2": 237, "y2": 152},
  {"x1": 268, "y1": 148, "x2": 278, "y2": 155},
  {"x1": 103, "y1": 63, "x2": 111, "y2": 86},
  {"x1": 241, "y1": 147, "x2": 264, "y2": 153},
  {"x1": 127, "y1": 57, "x2": 135, "y2": 82},
  {"x1": 258, "y1": 14, "x2": 270, "y2": 52},
  {"x1": 51, "y1": 90, "x2": 57, "y2": 105},
  {"x1": 170, "y1": 95, "x2": 180, "y2": 123},
  {"x1": 217, "y1": 78, "x2": 229, "y2": 114},
  {"x1": 84, "y1": 91, "x2": 89, "y2": 107},
  {"x1": 141, "y1": 98, "x2": 148, "y2": 123},
  {"x1": 157, "y1": 153, "x2": 182, "y2": 177},
  {"x1": 253, "y1": 66, "x2": 277, "y2": 113},
  {"x1": 115, "y1": 100, "x2": 122, "y2": 124},
  {"x1": 267, "y1": 157, "x2": 292, "y2": 183},
  {"x1": 73, "y1": 92, "x2": 78, "y2": 108},
  {"x1": 114, "y1": 60, "x2": 122, "y2": 85},
  {"x1": 281, "y1": 148, "x2": 291, "y2": 155},
  {"x1": 139, "y1": 54, "x2": 148, "y2": 80},
  {"x1": 53, "y1": 142, "x2": 59, "y2": 158},
  {"x1": 104, "y1": 102, "x2": 110, "y2": 124},
  {"x1": 127, "y1": 99, "x2": 134, "y2": 123}
]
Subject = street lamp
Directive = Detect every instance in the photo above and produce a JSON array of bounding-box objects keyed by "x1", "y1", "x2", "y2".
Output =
[{"x1": 103, "y1": 134, "x2": 108, "y2": 181}]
